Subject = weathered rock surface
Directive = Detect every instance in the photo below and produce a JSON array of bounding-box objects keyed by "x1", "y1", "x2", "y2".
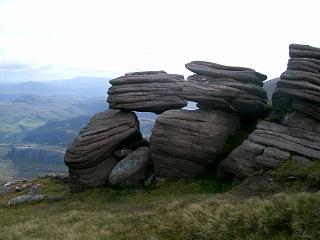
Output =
[
  {"x1": 108, "y1": 147, "x2": 150, "y2": 187},
  {"x1": 150, "y1": 109, "x2": 240, "y2": 179},
  {"x1": 107, "y1": 71, "x2": 187, "y2": 113},
  {"x1": 64, "y1": 110, "x2": 141, "y2": 189},
  {"x1": 184, "y1": 61, "x2": 268, "y2": 117},
  {"x1": 220, "y1": 119, "x2": 320, "y2": 178},
  {"x1": 289, "y1": 43, "x2": 320, "y2": 60},
  {"x1": 7, "y1": 194, "x2": 44, "y2": 206},
  {"x1": 273, "y1": 44, "x2": 320, "y2": 121}
]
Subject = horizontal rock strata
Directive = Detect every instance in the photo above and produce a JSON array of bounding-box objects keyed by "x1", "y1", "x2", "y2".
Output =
[
  {"x1": 273, "y1": 43, "x2": 320, "y2": 121},
  {"x1": 220, "y1": 118, "x2": 320, "y2": 178},
  {"x1": 184, "y1": 61, "x2": 268, "y2": 117},
  {"x1": 150, "y1": 109, "x2": 240, "y2": 179},
  {"x1": 64, "y1": 110, "x2": 141, "y2": 189},
  {"x1": 107, "y1": 71, "x2": 187, "y2": 113}
]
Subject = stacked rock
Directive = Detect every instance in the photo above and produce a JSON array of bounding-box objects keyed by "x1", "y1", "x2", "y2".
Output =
[
  {"x1": 273, "y1": 44, "x2": 320, "y2": 121},
  {"x1": 183, "y1": 61, "x2": 269, "y2": 118},
  {"x1": 107, "y1": 71, "x2": 187, "y2": 114},
  {"x1": 149, "y1": 61, "x2": 268, "y2": 179},
  {"x1": 65, "y1": 71, "x2": 188, "y2": 190},
  {"x1": 221, "y1": 44, "x2": 320, "y2": 178}
]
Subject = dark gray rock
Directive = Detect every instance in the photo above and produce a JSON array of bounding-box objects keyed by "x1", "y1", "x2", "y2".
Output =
[
  {"x1": 7, "y1": 194, "x2": 44, "y2": 206},
  {"x1": 150, "y1": 109, "x2": 240, "y2": 179},
  {"x1": 289, "y1": 43, "x2": 320, "y2": 60},
  {"x1": 108, "y1": 147, "x2": 150, "y2": 187},
  {"x1": 220, "y1": 120, "x2": 320, "y2": 178},
  {"x1": 185, "y1": 61, "x2": 267, "y2": 85},
  {"x1": 64, "y1": 110, "x2": 141, "y2": 189},
  {"x1": 184, "y1": 62, "x2": 268, "y2": 118},
  {"x1": 107, "y1": 71, "x2": 187, "y2": 113}
]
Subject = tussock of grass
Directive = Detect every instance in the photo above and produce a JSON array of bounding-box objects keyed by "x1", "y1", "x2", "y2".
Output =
[{"x1": 0, "y1": 176, "x2": 319, "y2": 240}]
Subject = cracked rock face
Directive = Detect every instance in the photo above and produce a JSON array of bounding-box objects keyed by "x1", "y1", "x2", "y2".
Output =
[
  {"x1": 149, "y1": 109, "x2": 240, "y2": 179},
  {"x1": 183, "y1": 61, "x2": 268, "y2": 118},
  {"x1": 64, "y1": 110, "x2": 141, "y2": 189},
  {"x1": 107, "y1": 71, "x2": 187, "y2": 114}
]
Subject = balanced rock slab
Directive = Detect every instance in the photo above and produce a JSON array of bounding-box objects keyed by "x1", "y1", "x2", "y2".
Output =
[
  {"x1": 108, "y1": 147, "x2": 150, "y2": 187},
  {"x1": 184, "y1": 61, "x2": 268, "y2": 117},
  {"x1": 64, "y1": 110, "x2": 141, "y2": 189},
  {"x1": 220, "y1": 118, "x2": 320, "y2": 178},
  {"x1": 150, "y1": 109, "x2": 240, "y2": 179},
  {"x1": 107, "y1": 71, "x2": 187, "y2": 114}
]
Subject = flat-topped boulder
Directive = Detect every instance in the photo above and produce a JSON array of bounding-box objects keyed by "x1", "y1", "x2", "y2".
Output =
[
  {"x1": 184, "y1": 61, "x2": 268, "y2": 117},
  {"x1": 185, "y1": 61, "x2": 267, "y2": 86},
  {"x1": 107, "y1": 71, "x2": 187, "y2": 114},
  {"x1": 220, "y1": 117, "x2": 320, "y2": 178},
  {"x1": 150, "y1": 109, "x2": 240, "y2": 179},
  {"x1": 64, "y1": 110, "x2": 141, "y2": 189}
]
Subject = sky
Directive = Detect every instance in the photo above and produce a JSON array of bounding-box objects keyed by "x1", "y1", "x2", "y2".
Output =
[{"x1": 0, "y1": 0, "x2": 320, "y2": 82}]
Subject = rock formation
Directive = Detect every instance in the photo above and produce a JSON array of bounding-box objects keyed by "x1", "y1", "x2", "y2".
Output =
[
  {"x1": 150, "y1": 109, "x2": 240, "y2": 179},
  {"x1": 183, "y1": 61, "x2": 268, "y2": 118},
  {"x1": 272, "y1": 44, "x2": 320, "y2": 121},
  {"x1": 221, "y1": 44, "x2": 320, "y2": 178},
  {"x1": 64, "y1": 110, "x2": 141, "y2": 189},
  {"x1": 107, "y1": 71, "x2": 187, "y2": 114}
]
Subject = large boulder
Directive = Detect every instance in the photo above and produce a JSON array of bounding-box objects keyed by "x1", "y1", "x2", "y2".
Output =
[
  {"x1": 184, "y1": 61, "x2": 268, "y2": 118},
  {"x1": 108, "y1": 147, "x2": 150, "y2": 187},
  {"x1": 150, "y1": 109, "x2": 240, "y2": 179},
  {"x1": 64, "y1": 110, "x2": 141, "y2": 189},
  {"x1": 220, "y1": 116, "x2": 320, "y2": 178},
  {"x1": 107, "y1": 71, "x2": 187, "y2": 114}
]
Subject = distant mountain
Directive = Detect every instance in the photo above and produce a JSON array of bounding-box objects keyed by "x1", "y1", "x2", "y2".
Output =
[
  {"x1": 0, "y1": 76, "x2": 111, "y2": 97},
  {"x1": 263, "y1": 78, "x2": 280, "y2": 100},
  {"x1": 22, "y1": 116, "x2": 90, "y2": 146}
]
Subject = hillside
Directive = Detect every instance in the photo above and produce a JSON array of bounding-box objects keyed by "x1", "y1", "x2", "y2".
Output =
[
  {"x1": 0, "y1": 162, "x2": 319, "y2": 240},
  {"x1": 21, "y1": 116, "x2": 90, "y2": 146}
]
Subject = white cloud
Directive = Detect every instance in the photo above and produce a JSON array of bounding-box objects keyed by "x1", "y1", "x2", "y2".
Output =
[{"x1": 0, "y1": 0, "x2": 320, "y2": 80}]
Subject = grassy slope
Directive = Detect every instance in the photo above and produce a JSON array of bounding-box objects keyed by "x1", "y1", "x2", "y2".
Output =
[{"x1": 0, "y1": 168, "x2": 319, "y2": 240}]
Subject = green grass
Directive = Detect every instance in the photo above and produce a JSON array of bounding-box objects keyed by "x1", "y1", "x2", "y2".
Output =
[
  {"x1": 0, "y1": 176, "x2": 319, "y2": 240},
  {"x1": 272, "y1": 160, "x2": 320, "y2": 191}
]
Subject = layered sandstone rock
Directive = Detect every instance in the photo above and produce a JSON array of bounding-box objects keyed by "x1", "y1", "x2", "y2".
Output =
[
  {"x1": 273, "y1": 43, "x2": 320, "y2": 121},
  {"x1": 107, "y1": 71, "x2": 187, "y2": 114},
  {"x1": 221, "y1": 44, "x2": 320, "y2": 178},
  {"x1": 183, "y1": 61, "x2": 268, "y2": 117},
  {"x1": 64, "y1": 110, "x2": 141, "y2": 189},
  {"x1": 220, "y1": 118, "x2": 320, "y2": 178},
  {"x1": 150, "y1": 109, "x2": 240, "y2": 179}
]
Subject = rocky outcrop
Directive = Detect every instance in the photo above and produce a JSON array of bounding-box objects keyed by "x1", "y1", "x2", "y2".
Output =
[
  {"x1": 183, "y1": 61, "x2": 268, "y2": 118},
  {"x1": 150, "y1": 109, "x2": 240, "y2": 179},
  {"x1": 107, "y1": 71, "x2": 187, "y2": 114},
  {"x1": 108, "y1": 147, "x2": 150, "y2": 187},
  {"x1": 273, "y1": 44, "x2": 320, "y2": 121},
  {"x1": 221, "y1": 44, "x2": 320, "y2": 178},
  {"x1": 220, "y1": 118, "x2": 320, "y2": 178},
  {"x1": 64, "y1": 110, "x2": 141, "y2": 189}
]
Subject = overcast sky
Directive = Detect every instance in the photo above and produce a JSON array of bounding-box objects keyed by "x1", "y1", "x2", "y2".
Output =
[{"x1": 0, "y1": 0, "x2": 319, "y2": 81}]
